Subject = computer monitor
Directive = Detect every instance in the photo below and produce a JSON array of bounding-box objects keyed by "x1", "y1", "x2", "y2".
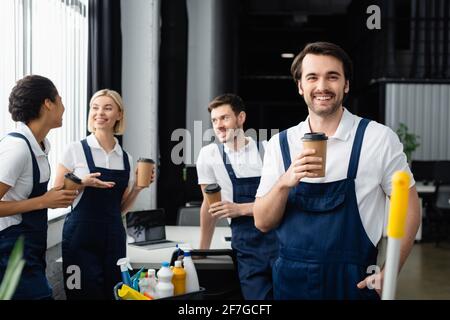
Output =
[
  {"x1": 411, "y1": 161, "x2": 436, "y2": 183},
  {"x1": 126, "y1": 209, "x2": 177, "y2": 249}
]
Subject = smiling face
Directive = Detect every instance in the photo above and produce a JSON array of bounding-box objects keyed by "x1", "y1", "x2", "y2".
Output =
[
  {"x1": 298, "y1": 53, "x2": 349, "y2": 117},
  {"x1": 43, "y1": 93, "x2": 65, "y2": 129},
  {"x1": 50, "y1": 94, "x2": 65, "y2": 128},
  {"x1": 88, "y1": 96, "x2": 122, "y2": 133},
  {"x1": 210, "y1": 104, "x2": 245, "y2": 143}
]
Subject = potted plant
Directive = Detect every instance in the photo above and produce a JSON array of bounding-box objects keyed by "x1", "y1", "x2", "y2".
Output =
[
  {"x1": 0, "y1": 236, "x2": 25, "y2": 300},
  {"x1": 396, "y1": 123, "x2": 420, "y2": 165}
]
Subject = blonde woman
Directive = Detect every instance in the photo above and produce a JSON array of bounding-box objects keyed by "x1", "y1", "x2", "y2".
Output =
[{"x1": 54, "y1": 89, "x2": 152, "y2": 300}]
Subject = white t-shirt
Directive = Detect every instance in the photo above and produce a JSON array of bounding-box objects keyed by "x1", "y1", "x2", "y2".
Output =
[
  {"x1": 196, "y1": 137, "x2": 265, "y2": 204},
  {"x1": 256, "y1": 108, "x2": 415, "y2": 246},
  {"x1": 0, "y1": 122, "x2": 51, "y2": 231},
  {"x1": 60, "y1": 134, "x2": 134, "y2": 209}
]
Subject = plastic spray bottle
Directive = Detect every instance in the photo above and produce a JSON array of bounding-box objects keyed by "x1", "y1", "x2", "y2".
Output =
[{"x1": 116, "y1": 257, "x2": 132, "y2": 286}]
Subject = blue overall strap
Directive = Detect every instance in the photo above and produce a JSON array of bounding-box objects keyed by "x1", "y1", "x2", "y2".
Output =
[
  {"x1": 121, "y1": 148, "x2": 130, "y2": 172},
  {"x1": 81, "y1": 138, "x2": 131, "y2": 172},
  {"x1": 220, "y1": 144, "x2": 237, "y2": 180},
  {"x1": 279, "y1": 130, "x2": 291, "y2": 172},
  {"x1": 81, "y1": 139, "x2": 96, "y2": 171},
  {"x1": 8, "y1": 132, "x2": 40, "y2": 183},
  {"x1": 347, "y1": 118, "x2": 371, "y2": 179}
]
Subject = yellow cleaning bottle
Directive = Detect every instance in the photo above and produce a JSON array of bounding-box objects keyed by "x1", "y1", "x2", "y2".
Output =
[
  {"x1": 118, "y1": 284, "x2": 151, "y2": 300},
  {"x1": 171, "y1": 260, "x2": 186, "y2": 295}
]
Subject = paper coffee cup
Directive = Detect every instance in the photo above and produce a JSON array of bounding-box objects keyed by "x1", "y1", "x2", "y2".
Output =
[
  {"x1": 63, "y1": 173, "x2": 82, "y2": 190},
  {"x1": 204, "y1": 183, "x2": 222, "y2": 206},
  {"x1": 302, "y1": 132, "x2": 328, "y2": 177},
  {"x1": 137, "y1": 158, "x2": 155, "y2": 187}
]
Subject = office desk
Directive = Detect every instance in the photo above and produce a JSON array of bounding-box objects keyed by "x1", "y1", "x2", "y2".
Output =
[{"x1": 127, "y1": 226, "x2": 232, "y2": 270}]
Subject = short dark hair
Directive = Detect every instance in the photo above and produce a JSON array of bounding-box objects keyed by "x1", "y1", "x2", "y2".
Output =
[
  {"x1": 291, "y1": 42, "x2": 353, "y2": 84},
  {"x1": 208, "y1": 93, "x2": 246, "y2": 115},
  {"x1": 8, "y1": 75, "x2": 58, "y2": 123}
]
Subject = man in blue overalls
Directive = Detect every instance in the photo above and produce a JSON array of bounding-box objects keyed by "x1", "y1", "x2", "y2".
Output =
[
  {"x1": 254, "y1": 42, "x2": 421, "y2": 299},
  {"x1": 196, "y1": 94, "x2": 278, "y2": 300}
]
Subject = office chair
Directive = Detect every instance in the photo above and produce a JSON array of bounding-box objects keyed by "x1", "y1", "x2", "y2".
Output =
[
  {"x1": 176, "y1": 206, "x2": 229, "y2": 227},
  {"x1": 433, "y1": 184, "x2": 450, "y2": 247},
  {"x1": 176, "y1": 206, "x2": 201, "y2": 226}
]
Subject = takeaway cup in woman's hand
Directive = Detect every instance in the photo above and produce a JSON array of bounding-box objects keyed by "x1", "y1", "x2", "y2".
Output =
[
  {"x1": 63, "y1": 172, "x2": 82, "y2": 190},
  {"x1": 136, "y1": 158, "x2": 155, "y2": 187}
]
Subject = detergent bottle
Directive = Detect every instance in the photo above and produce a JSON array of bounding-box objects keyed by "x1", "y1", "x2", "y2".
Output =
[
  {"x1": 156, "y1": 262, "x2": 174, "y2": 298},
  {"x1": 183, "y1": 250, "x2": 200, "y2": 293},
  {"x1": 148, "y1": 269, "x2": 159, "y2": 299},
  {"x1": 171, "y1": 260, "x2": 186, "y2": 295}
]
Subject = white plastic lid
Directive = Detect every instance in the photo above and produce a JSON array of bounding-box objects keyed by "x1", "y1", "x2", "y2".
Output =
[{"x1": 175, "y1": 260, "x2": 182, "y2": 268}]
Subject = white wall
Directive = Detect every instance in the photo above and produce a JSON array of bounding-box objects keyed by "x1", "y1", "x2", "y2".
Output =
[
  {"x1": 121, "y1": 0, "x2": 160, "y2": 210},
  {"x1": 385, "y1": 83, "x2": 450, "y2": 160},
  {"x1": 185, "y1": 0, "x2": 214, "y2": 165}
]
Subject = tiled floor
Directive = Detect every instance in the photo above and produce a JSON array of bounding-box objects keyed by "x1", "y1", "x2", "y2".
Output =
[{"x1": 378, "y1": 239, "x2": 450, "y2": 300}]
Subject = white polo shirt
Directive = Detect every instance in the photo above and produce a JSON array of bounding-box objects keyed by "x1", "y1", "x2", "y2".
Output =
[
  {"x1": 256, "y1": 108, "x2": 415, "y2": 246},
  {"x1": 0, "y1": 122, "x2": 51, "y2": 231},
  {"x1": 196, "y1": 137, "x2": 266, "y2": 204},
  {"x1": 60, "y1": 134, "x2": 134, "y2": 209}
]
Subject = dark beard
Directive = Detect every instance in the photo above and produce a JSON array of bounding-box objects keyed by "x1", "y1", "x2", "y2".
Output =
[{"x1": 308, "y1": 97, "x2": 343, "y2": 117}]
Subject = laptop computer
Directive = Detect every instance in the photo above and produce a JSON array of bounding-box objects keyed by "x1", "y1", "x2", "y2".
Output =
[{"x1": 126, "y1": 209, "x2": 178, "y2": 250}]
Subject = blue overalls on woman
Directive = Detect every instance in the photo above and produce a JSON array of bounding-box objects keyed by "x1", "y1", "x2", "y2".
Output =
[
  {"x1": 62, "y1": 139, "x2": 130, "y2": 300},
  {"x1": 1, "y1": 76, "x2": 76, "y2": 300},
  {"x1": 220, "y1": 144, "x2": 279, "y2": 300},
  {"x1": 274, "y1": 118, "x2": 380, "y2": 300},
  {"x1": 0, "y1": 133, "x2": 52, "y2": 300}
]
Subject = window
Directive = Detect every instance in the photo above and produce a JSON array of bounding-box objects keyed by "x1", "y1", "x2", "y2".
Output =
[
  {"x1": 0, "y1": 0, "x2": 89, "y2": 220},
  {"x1": 0, "y1": 0, "x2": 24, "y2": 135}
]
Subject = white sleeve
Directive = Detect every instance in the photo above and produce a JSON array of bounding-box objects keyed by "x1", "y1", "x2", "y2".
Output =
[
  {"x1": 380, "y1": 127, "x2": 415, "y2": 196},
  {"x1": 0, "y1": 140, "x2": 29, "y2": 187},
  {"x1": 60, "y1": 142, "x2": 78, "y2": 171},
  {"x1": 196, "y1": 146, "x2": 216, "y2": 185},
  {"x1": 256, "y1": 134, "x2": 284, "y2": 197}
]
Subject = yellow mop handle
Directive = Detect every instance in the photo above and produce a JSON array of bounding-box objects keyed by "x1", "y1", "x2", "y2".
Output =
[{"x1": 387, "y1": 171, "x2": 410, "y2": 239}]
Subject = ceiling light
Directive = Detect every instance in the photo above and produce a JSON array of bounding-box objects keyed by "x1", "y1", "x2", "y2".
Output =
[{"x1": 281, "y1": 53, "x2": 295, "y2": 59}]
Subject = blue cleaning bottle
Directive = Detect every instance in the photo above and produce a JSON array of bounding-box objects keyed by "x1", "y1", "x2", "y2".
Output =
[{"x1": 117, "y1": 257, "x2": 132, "y2": 286}]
